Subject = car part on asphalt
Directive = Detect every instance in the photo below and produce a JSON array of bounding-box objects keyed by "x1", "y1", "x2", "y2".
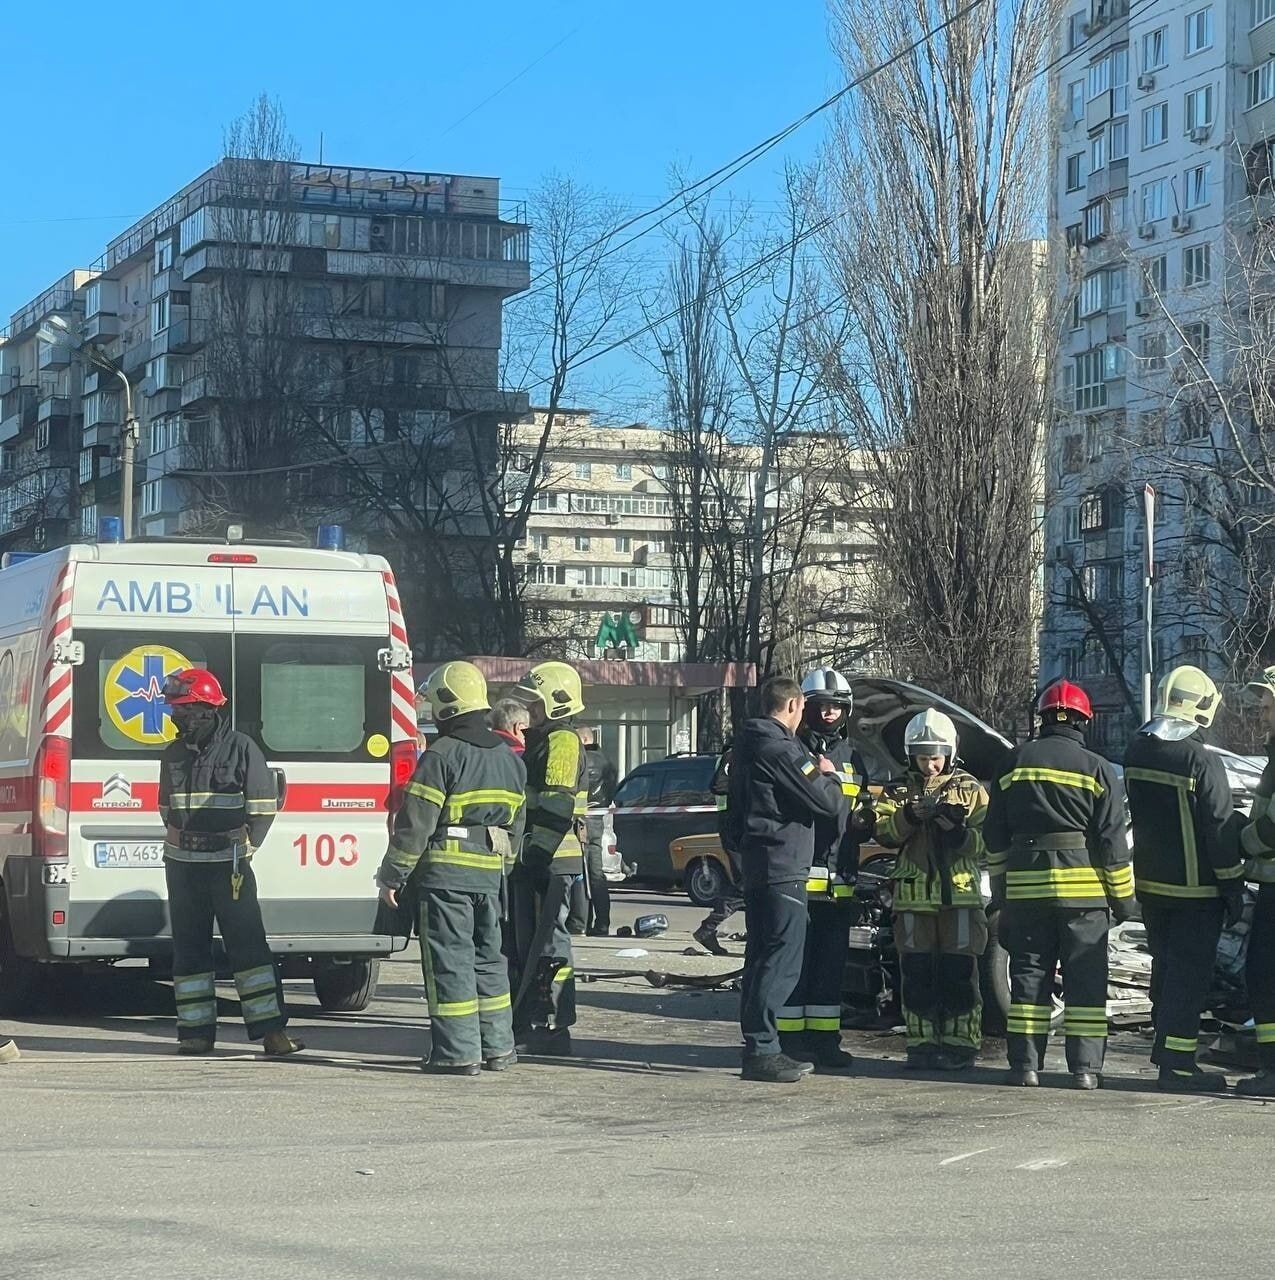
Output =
[
  {"x1": 645, "y1": 967, "x2": 744, "y2": 990},
  {"x1": 634, "y1": 913, "x2": 669, "y2": 938}
]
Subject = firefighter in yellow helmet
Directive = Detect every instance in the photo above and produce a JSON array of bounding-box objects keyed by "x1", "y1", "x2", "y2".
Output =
[
  {"x1": 875, "y1": 709, "x2": 989, "y2": 1070},
  {"x1": 1125, "y1": 665, "x2": 1244, "y2": 1092},
  {"x1": 377, "y1": 662, "x2": 526, "y2": 1074},
  {"x1": 507, "y1": 661, "x2": 589, "y2": 1055}
]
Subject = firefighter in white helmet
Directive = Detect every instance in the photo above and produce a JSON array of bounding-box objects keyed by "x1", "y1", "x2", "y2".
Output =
[{"x1": 875, "y1": 709, "x2": 989, "y2": 1070}]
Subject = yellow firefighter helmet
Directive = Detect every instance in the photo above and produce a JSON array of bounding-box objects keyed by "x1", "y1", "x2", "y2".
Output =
[
  {"x1": 423, "y1": 661, "x2": 489, "y2": 721},
  {"x1": 517, "y1": 660, "x2": 585, "y2": 719},
  {"x1": 1155, "y1": 665, "x2": 1220, "y2": 728}
]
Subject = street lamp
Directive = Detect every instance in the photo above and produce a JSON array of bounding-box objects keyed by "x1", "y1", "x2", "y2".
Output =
[{"x1": 36, "y1": 313, "x2": 139, "y2": 539}]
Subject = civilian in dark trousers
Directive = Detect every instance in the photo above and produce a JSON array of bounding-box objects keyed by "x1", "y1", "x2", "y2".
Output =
[{"x1": 728, "y1": 676, "x2": 845, "y2": 1084}]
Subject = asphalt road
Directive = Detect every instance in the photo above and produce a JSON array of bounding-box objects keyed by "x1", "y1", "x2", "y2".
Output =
[{"x1": 3, "y1": 890, "x2": 1274, "y2": 1280}]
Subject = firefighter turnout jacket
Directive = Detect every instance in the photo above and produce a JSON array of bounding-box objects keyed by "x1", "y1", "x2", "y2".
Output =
[
  {"x1": 159, "y1": 717, "x2": 278, "y2": 861},
  {"x1": 1125, "y1": 730, "x2": 1245, "y2": 902},
  {"x1": 797, "y1": 725, "x2": 868, "y2": 899},
  {"x1": 725, "y1": 717, "x2": 844, "y2": 891},
  {"x1": 876, "y1": 767, "x2": 988, "y2": 911},
  {"x1": 1241, "y1": 739, "x2": 1275, "y2": 883},
  {"x1": 983, "y1": 723, "x2": 1131, "y2": 910},
  {"x1": 522, "y1": 722, "x2": 588, "y2": 877},
  {"x1": 379, "y1": 712, "x2": 527, "y2": 895}
]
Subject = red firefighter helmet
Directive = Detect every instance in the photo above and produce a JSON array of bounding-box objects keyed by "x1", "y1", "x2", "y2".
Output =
[
  {"x1": 1037, "y1": 679, "x2": 1092, "y2": 722},
  {"x1": 162, "y1": 668, "x2": 227, "y2": 708}
]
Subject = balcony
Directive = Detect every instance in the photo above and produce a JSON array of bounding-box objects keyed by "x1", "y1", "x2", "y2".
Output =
[
  {"x1": 81, "y1": 312, "x2": 121, "y2": 342},
  {"x1": 37, "y1": 396, "x2": 71, "y2": 422},
  {"x1": 1252, "y1": 16, "x2": 1275, "y2": 64},
  {"x1": 83, "y1": 391, "x2": 121, "y2": 429},
  {"x1": 181, "y1": 245, "x2": 292, "y2": 282},
  {"x1": 6, "y1": 289, "x2": 73, "y2": 339},
  {"x1": 298, "y1": 315, "x2": 447, "y2": 346},
  {"x1": 151, "y1": 318, "x2": 206, "y2": 356},
  {"x1": 180, "y1": 373, "x2": 210, "y2": 407},
  {"x1": 37, "y1": 341, "x2": 70, "y2": 370}
]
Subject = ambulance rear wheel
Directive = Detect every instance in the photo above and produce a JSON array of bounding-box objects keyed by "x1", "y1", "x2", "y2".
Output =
[
  {"x1": 313, "y1": 958, "x2": 380, "y2": 1012},
  {"x1": 684, "y1": 858, "x2": 730, "y2": 908},
  {"x1": 0, "y1": 889, "x2": 44, "y2": 1016}
]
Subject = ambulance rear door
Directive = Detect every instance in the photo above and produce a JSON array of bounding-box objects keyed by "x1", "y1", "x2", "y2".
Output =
[{"x1": 227, "y1": 562, "x2": 393, "y2": 950}]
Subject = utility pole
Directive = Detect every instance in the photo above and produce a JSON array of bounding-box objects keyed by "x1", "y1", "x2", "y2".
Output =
[
  {"x1": 1142, "y1": 483, "x2": 1156, "y2": 723},
  {"x1": 114, "y1": 366, "x2": 138, "y2": 541}
]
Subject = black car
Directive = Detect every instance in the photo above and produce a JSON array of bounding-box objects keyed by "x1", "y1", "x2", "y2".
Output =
[{"x1": 610, "y1": 754, "x2": 719, "y2": 885}]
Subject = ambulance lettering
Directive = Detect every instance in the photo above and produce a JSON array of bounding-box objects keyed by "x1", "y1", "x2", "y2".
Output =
[{"x1": 95, "y1": 579, "x2": 310, "y2": 618}]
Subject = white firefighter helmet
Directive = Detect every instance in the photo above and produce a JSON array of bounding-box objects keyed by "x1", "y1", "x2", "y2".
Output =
[
  {"x1": 904, "y1": 708, "x2": 958, "y2": 761},
  {"x1": 800, "y1": 668, "x2": 854, "y2": 709},
  {"x1": 1155, "y1": 664, "x2": 1220, "y2": 729}
]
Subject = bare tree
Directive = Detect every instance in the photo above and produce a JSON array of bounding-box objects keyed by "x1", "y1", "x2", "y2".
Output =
[{"x1": 820, "y1": 0, "x2": 1061, "y2": 726}]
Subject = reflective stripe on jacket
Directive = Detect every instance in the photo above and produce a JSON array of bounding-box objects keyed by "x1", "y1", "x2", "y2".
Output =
[
  {"x1": 380, "y1": 717, "x2": 527, "y2": 894},
  {"x1": 982, "y1": 723, "x2": 1130, "y2": 909},
  {"x1": 1125, "y1": 729, "x2": 1244, "y2": 901},
  {"x1": 1242, "y1": 741, "x2": 1275, "y2": 883},
  {"x1": 876, "y1": 767, "x2": 988, "y2": 913},
  {"x1": 522, "y1": 724, "x2": 587, "y2": 876}
]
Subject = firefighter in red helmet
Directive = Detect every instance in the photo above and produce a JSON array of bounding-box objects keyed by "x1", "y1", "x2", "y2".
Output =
[
  {"x1": 160, "y1": 667, "x2": 301, "y2": 1057},
  {"x1": 982, "y1": 680, "x2": 1130, "y2": 1088}
]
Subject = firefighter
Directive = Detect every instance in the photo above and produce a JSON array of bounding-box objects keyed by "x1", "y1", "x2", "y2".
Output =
[
  {"x1": 377, "y1": 662, "x2": 526, "y2": 1075},
  {"x1": 876, "y1": 710, "x2": 988, "y2": 1071},
  {"x1": 983, "y1": 680, "x2": 1130, "y2": 1089},
  {"x1": 776, "y1": 668, "x2": 871, "y2": 1072},
  {"x1": 1126, "y1": 665, "x2": 1245, "y2": 1093},
  {"x1": 1238, "y1": 665, "x2": 1275, "y2": 1098},
  {"x1": 507, "y1": 660, "x2": 589, "y2": 1056},
  {"x1": 159, "y1": 668, "x2": 300, "y2": 1057},
  {"x1": 693, "y1": 742, "x2": 744, "y2": 956}
]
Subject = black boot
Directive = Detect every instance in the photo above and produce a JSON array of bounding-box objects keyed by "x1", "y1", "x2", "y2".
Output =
[
  {"x1": 516, "y1": 1027, "x2": 573, "y2": 1056},
  {"x1": 1005, "y1": 1067, "x2": 1039, "y2": 1087},
  {"x1": 904, "y1": 1046, "x2": 939, "y2": 1071},
  {"x1": 1236, "y1": 1069, "x2": 1275, "y2": 1097},
  {"x1": 935, "y1": 1048, "x2": 977, "y2": 1072},
  {"x1": 1072, "y1": 1071, "x2": 1101, "y2": 1091},
  {"x1": 810, "y1": 1045, "x2": 855, "y2": 1074},
  {"x1": 484, "y1": 1050, "x2": 518, "y2": 1072},
  {"x1": 1157, "y1": 1066, "x2": 1227, "y2": 1093},
  {"x1": 422, "y1": 1059, "x2": 481, "y2": 1077},
  {"x1": 693, "y1": 924, "x2": 730, "y2": 956},
  {"x1": 742, "y1": 1053, "x2": 810, "y2": 1083}
]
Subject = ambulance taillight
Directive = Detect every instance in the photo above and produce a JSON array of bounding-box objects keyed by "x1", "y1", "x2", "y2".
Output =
[
  {"x1": 33, "y1": 735, "x2": 70, "y2": 858},
  {"x1": 387, "y1": 739, "x2": 417, "y2": 822}
]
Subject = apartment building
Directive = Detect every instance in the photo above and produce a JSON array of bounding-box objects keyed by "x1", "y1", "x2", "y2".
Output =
[
  {"x1": 508, "y1": 409, "x2": 876, "y2": 666},
  {"x1": 0, "y1": 161, "x2": 528, "y2": 551},
  {"x1": 1040, "y1": 0, "x2": 1274, "y2": 751}
]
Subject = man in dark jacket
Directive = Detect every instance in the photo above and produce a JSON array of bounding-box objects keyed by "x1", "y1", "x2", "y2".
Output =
[
  {"x1": 730, "y1": 676, "x2": 845, "y2": 1083},
  {"x1": 159, "y1": 667, "x2": 300, "y2": 1057},
  {"x1": 379, "y1": 662, "x2": 526, "y2": 1075},
  {"x1": 1125, "y1": 665, "x2": 1244, "y2": 1093},
  {"x1": 983, "y1": 679, "x2": 1129, "y2": 1089}
]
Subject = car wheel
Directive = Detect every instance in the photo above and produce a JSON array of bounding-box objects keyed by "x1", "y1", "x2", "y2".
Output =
[
  {"x1": 0, "y1": 888, "x2": 45, "y2": 1017},
  {"x1": 684, "y1": 858, "x2": 729, "y2": 908},
  {"x1": 979, "y1": 910, "x2": 1010, "y2": 1036},
  {"x1": 313, "y1": 958, "x2": 380, "y2": 1013}
]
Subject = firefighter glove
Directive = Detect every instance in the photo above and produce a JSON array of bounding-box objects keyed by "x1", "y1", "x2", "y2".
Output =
[{"x1": 1108, "y1": 895, "x2": 1138, "y2": 925}]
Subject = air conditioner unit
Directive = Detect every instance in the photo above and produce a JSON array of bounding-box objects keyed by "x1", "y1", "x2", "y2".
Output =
[
  {"x1": 605, "y1": 513, "x2": 620, "y2": 525},
  {"x1": 525, "y1": 550, "x2": 541, "y2": 562},
  {"x1": 1189, "y1": 125, "x2": 1211, "y2": 143},
  {"x1": 1137, "y1": 73, "x2": 1156, "y2": 92},
  {"x1": 569, "y1": 588, "x2": 586, "y2": 598},
  {"x1": 1138, "y1": 222, "x2": 1157, "y2": 239},
  {"x1": 1134, "y1": 298, "x2": 1155, "y2": 317},
  {"x1": 1172, "y1": 213, "x2": 1193, "y2": 232}
]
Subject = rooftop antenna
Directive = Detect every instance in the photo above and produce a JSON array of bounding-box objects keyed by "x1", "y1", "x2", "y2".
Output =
[{"x1": 318, "y1": 131, "x2": 324, "y2": 164}]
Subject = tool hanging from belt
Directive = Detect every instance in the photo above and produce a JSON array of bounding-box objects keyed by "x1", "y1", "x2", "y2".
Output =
[{"x1": 231, "y1": 841, "x2": 245, "y2": 901}]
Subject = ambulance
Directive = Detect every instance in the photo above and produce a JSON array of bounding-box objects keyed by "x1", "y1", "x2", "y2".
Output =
[{"x1": 0, "y1": 523, "x2": 419, "y2": 1015}]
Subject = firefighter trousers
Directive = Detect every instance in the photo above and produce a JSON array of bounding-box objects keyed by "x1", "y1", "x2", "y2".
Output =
[
  {"x1": 1002, "y1": 903, "x2": 1108, "y2": 1073},
  {"x1": 894, "y1": 907, "x2": 987, "y2": 1054},
  {"x1": 419, "y1": 888, "x2": 513, "y2": 1066},
  {"x1": 778, "y1": 898, "x2": 852, "y2": 1058},
  {"x1": 1245, "y1": 883, "x2": 1275, "y2": 1069},
  {"x1": 507, "y1": 866, "x2": 576, "y2": 1033},
  {"x1": 1142, "y1": 898, "x2": 1223, "y2": 1070},
  {"x1": 165, "y1": 858, "x2": 287, "y2": 1044}
]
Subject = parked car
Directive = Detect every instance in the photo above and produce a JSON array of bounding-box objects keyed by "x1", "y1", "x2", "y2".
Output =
[{"x1": 610, "y1": 754, "x2": 719, "y2": 886}]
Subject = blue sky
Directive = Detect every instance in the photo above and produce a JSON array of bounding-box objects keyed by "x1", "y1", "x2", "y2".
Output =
[{"x1": 1, "y1": 0, "x2": 836, "y2": 324}]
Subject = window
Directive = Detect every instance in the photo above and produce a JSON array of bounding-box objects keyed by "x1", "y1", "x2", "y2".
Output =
[
  {"x1": 78, "y1": 449, "x2": 94, "y2": 485},
  {"x1": 1141, "y1": 254, "x2": 1167, "y2": 295},
  {"x1": 1089, "y1": 130, "x2": 1107, "y2": 172},
  {"x1": 1140, "y1": 178, "x2": 1167, "y2": 222},
  {"x1": 1256, "y1": 0, "x2": 1275, "y2": 28},
  {"x1": 1084, "y1": 201, "x2": 1107, "y2": 241},
  {"x1": 1109, "y1": 118, "x2": 1129, "y2": 161},
  {"x1": 1070, "y1": 293, "x2": 1082, "y2": 329},
  {"x1": 141, "y1": 480, "x2": 162, "y2": 517},
  {"x1": 1142, "y1": 102, "x2": 1169, "y2": 148},
  {"x1": 1084, "y1": 560, "x2": 1125, "y2": 601},
  {"x1": 1066, "y1": 153, "x2": 1084, "y2": 191},
  {"x1": 1102, "y1": 343, "x2": 1125, "y2": 379},
  {"x1": 150, "y1": 295, "x2": 169, "y2": 336},
  {"x1": 1140, "y1": 332, "x2": 1168, "y2": 370},
  {"x1": 79, "y1": 504, "x2": 97, "y2": 539},
  {"x1": 1185, "y1": 85, "x2": 1214, "y2": 132},
  {"x1": 1185, "y1": 7, "x2": 1213, "y2": 54},
  {"x1": 529, "y1": 533, "x2": 549, "y2": 552},
  {"x1": 1184, "y1": 321, "x2": 1211, "y2": 359},
  {"x1": 1069, "y1": 79, "x2": 1085, "y2": 120},
  {"x1": 1066, "y1": 222, "x2": 1084, "y2": 249},
  {"x1": 657, "y1": 764, "x2": 714, "y2": 807},
  {"x1": 1183, "y1": 244, "x2": 1211, "y2": 287},
  {"x1": 613, "y1": 536, "x2": 631, "y2": 553},
  {"x1": 1062, "y1": 435, "x2": 1084, "y2": 473},
  {"x1": 307, "y1": 214, "x2": 343, "y2": 249},
  {"x1": 1075, "y1": 349, "x2": 1107, "y2": 410},
  {"x1": 1111, "y1": 45, "x2": 1129, "y2": 114},
  {"x1": 1107, "y1": 266, "x2": 1127, "y2": 307},
  {"x1": 574, "y1": 534, "x2": 591, "y2": 552},
  {"x1": 1143, "y1": 26, "x2": 1167, "y2": 71},
  {"x1": 1080, "y1": 491, "x2": 1108, "y2": 531},
  {"x1": 614, "y1": 768, "x2": 662, "y2": 807},
  {"x1": 1081, "y1": 272, "x2": 1106, "y2": 316},
  {"x1": 573, "y1": 461, "x2": 592, "y2": 480},
  {"x1": 1183, "y1": 164, "x2": 1209, "y2": 209},
  {"x1": 1088, "y1": 56, "x2": 1111, "y2": 101},
  {"x1": 1085, "y1": 417, "x2": 1104, "y2": 461},
  {"x1": 1180, "y1": 400, "x2": 1211, "y2": 440},
  {"x1": 149, "y1": 420, "x2": 165, "y2": 455},
  {"x1": 35, "y1": 421, "x2": 49, "y2": 452},
  {"x1": 153, "y1": 238, "x2": 174, "y2": 273},
  {"x1": 1065, "y1": 505, "x2": 1082, "y2": 542},
  {"x1": 1249, "y1": 61, "x2": 1275, "y2": 110},
  {"x1": 614, "y1": 463, "x2": 632, "y2": 481}
]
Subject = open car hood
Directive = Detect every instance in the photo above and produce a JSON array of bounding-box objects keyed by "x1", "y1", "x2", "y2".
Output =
[{"x1": 849, "y1": 676, "x2": 1015, "y2": 786}]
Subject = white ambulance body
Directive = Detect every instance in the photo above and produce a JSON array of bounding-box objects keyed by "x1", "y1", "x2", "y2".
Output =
[{"x1": 0, "y1": 534, "x2": 418, "y2": 1014}]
